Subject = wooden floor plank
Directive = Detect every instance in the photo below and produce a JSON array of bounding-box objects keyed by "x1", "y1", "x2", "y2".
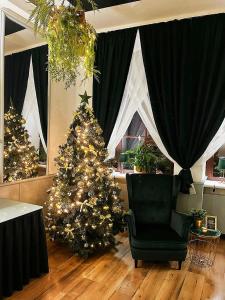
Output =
[
  {"x1": 200, "y1": 282, "x2": 215, "y2": 300},
  {"x1": 79, "y1": 252, "x2": 131, "y2": 299},
  {"x1": 177, "y1": 272, "x2": 205, "y2": 300},
  {"x1": 132, "y1": 266, "x2": 169, "y2": 300},
  {"x1": 114, "y1": 267, "x2": 150, "y2": 297},
  {"x1": 7, "y1": 235, "x2": 225, "y2": 300},
  {"x1": 155, "y1": 270, "x2": 184, "y2": 300},
  {"x1": 110, "y1": 291, "x2": 132, "y2": 300},
  {"x1": 170, "y1": 271, "x2": 187, "y2": 300},
  {"x1": 61, "y1": 278, "x2": 94, "y2": 300},
  {"x1": 36, "y1": 263, "x2": 92, "y2": 300}
]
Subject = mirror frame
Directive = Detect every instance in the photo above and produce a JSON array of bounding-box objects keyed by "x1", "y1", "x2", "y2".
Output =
[
  {"x1": 0, "y1": 7, "x2": 51, "y2": 183},
  {"x1": 0, "y1": 10, "x2": 5, "y2": 183}
]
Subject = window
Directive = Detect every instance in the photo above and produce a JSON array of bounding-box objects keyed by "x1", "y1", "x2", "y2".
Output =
[
  {"x1": 206, "y1": 144, "x2": 225, "y2": 180},
  {"x1": 115, "y1": 112, "x2": 173, "y2": 174}
]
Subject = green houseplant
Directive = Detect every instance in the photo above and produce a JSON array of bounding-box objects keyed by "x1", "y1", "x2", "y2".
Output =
[
  {"x1": 191, "y1": 209, "x2": 207, "y2": 229},
  {"x1": 132, "y1": 144, "x2": 158, "y2": 173},
  {"x1": 121, "y1": 143, "x2": 173, "y2": 174},
  {"x1": 30, "y1": 0, "x2": 97, "y2": 89}
]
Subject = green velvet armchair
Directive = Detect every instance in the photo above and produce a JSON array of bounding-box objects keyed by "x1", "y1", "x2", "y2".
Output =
[{"x1": 125, "y1": 174, "x2": 192, "y2": 269}]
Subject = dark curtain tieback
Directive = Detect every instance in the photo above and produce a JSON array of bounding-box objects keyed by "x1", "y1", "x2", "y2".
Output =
[{"x1": 179, "y1": 169, "x2": 193, "y2": 194}]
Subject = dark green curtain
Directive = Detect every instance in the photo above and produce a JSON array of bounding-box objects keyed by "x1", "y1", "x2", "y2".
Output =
[
  {"x1": 93, "y1": 27, "x2": 137, "y2": 145},
  {"x1": 32, "y1": 45, "x2": 48, "y2": 143},
  {"x1": 140, "y1": 14, "x2": 225, "y2": 193},
  {"x1": 4, "y1": 50, "x2": 31, "y2": 113}
]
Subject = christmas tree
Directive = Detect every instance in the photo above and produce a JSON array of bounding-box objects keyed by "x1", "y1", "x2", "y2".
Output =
[
  {"x1": 45, "y1": 92, "x2": 124, "y2": 257},
  {"x1": 4, "y1": 106, "x2": 39, "y2": 182}
]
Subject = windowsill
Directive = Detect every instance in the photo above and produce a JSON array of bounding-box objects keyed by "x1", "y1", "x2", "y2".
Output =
[
  {"x1": 112, "y1": 171, "x2": 126, "y2": 179},
  {"x1": 113, "y1": 172, "x2": 225, "y2": 191},
  {"x1": 204, "y1": 179, "x2": 225, "y2": 190}
]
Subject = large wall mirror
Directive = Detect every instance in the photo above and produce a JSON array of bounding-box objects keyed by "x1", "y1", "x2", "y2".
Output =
[{"x1": 0, "y1": 9, "x2": 50, "y2": 184}]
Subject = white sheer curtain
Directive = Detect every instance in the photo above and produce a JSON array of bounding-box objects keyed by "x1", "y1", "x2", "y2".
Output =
[
  {"x1": 22, "y1": 59, "x2": 47, "y2": 153},
  {"x1": 197, "y1": 117, "x2": 225, "y2": 164},
  {"x1": 107, "y1": 31, "x2": 172, "y2": 161},
  {"x1": 108, "y1": 30, "x2": 225, "y2": 187}
]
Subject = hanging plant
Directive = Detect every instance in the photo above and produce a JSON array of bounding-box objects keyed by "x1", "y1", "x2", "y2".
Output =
[{"x1": 30, "y1": 0, "x2": 98, "y2": 89}]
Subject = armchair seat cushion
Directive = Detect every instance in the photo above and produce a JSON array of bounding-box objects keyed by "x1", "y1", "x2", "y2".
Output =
[{"x1": 131, "y1": 224, "x2": 187, "y2": 250}]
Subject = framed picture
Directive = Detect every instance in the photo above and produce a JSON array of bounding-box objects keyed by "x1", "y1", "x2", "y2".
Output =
[{"x1": 205, "y1": 215, "x2": 217, "y2": 231}]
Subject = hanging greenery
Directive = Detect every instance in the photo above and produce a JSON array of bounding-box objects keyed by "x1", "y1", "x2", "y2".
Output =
[{"x1": 30, "y1": 0, "x2": 97, "y2": 89}]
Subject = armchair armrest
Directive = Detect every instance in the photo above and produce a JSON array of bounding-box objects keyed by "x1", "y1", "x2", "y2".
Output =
[
  {"x1": 170, "y1": 210, "x2": 193, "y2": 241},
  {"x1": 124, "y1": 209, "x2": 136, "y2": 237}
]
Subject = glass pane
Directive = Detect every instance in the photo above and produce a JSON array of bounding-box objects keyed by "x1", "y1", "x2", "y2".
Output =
[
  {"x1": 206, "y1": 144, "x2": 225, "y2": 179},
  {"x1": 115, "y1": 112, "x2": 173, "y2": 174}
]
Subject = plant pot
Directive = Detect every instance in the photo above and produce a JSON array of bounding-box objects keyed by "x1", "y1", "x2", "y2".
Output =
[
  {"x1": 194, "y1": 219, "x2": 203, "y2": 229},
  {"x1": 134, "y1": 166, "x2": 146, "y2": 173},
  {"x1": 77, "y1": 10, "x2": 85, "y2": 23}
]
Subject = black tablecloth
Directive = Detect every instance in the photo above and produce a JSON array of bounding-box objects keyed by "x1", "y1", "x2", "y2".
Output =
[{"x1": 0, "y1": 209, "x2": 49, "y2": 298}]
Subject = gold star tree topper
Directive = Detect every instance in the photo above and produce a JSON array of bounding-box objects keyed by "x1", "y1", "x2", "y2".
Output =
[{"x1": 79, "y1": 91, "x2": 92, "y2": 105}]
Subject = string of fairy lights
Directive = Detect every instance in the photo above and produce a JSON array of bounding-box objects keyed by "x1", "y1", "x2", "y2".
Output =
[
  {"x1": 45, "y1": 93, "x2": 124, "y2": 257},
  {"x1": 4, "y1": 107, "x2": 39, "y2": 182},
  {"x1": 3, "y1": 95, "x2": 124, "y2": 257}
]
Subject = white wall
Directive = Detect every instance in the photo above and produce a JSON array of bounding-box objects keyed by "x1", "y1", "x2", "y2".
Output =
[
  {"x1": 48, "y1": 78, "x2": 93, "y2": 174},
  {"x1": 203, "y1": 187, "x2": 225, "y2": 234}
]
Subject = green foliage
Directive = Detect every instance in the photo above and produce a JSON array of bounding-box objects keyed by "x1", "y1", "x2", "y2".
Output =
[
  {"x1": 45, "y1": 93, "x2": 125, "y2": 258},
  {"x1": 122, "y1": 143, "x2": 173, "y2": 174},
  {"x1": 131, "y1": 144, "x2": 157, "y2": 173},
  {"x1": 190, "y1": 209, "x2": 207, "y2": 220},
  {"x1": 30, "y1": 0, "x2": 97, "y2": 89},
  {"x1": 4, "y1": 107, "x2": 39, "y2": 182}
]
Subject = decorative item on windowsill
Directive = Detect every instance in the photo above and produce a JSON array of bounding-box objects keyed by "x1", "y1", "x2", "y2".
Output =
[
  {"x1": 118, "y1": 152, "x2": 133, "y2": 173},
  {"x1": 191, "y1": 209, "x2": 207, "y2": 230},
  {"x1": 118, "y1": 153, "x2": 126, "y2": 173},
  {"x1": 123, "y1": 143, "x2": 173, "y2": 174},
  {"x1": 125, "y1": 144, "x2": 157, "y2": 173},
  {"x1": 216, "y1": 157, "x2": 225, "y2": 182},
  {"x1": 29, "y1": 0, "x2": 98, "y2": 89},
  {"x1": 105, "y1": 158, "x2": 118, "y2": 172}
]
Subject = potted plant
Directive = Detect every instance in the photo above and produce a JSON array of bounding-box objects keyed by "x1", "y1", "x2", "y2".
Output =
[
  {"x1": 122, "y1": 144, "x2": 158, "y2": 173},
  {"x1": 30, "y1": 0, "x2": 97, "y2": 88},
  {"x1": 191, "y1": 209, "x2": 207, "y2": 229},
  {"x1": 156, "y1": 154, "x2": 174, "y2": 175}
]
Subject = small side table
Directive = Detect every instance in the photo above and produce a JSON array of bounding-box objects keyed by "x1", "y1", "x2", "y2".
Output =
[{"x1": 188, "y1": 228, "x2": 221, "y2": 267}]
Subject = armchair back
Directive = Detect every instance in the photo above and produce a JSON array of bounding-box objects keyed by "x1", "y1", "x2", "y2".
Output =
[{"x1": 126, "y1": 174, "x2": 180, "y2": 225}]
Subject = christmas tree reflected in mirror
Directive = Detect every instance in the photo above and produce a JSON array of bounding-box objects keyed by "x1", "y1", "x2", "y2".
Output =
[{"x1": 4, "y1": 106, "x2": 39, "y2": 182}]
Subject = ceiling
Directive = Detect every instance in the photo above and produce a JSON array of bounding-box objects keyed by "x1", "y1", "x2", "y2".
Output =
[
  {"x1": 86, "y1": 0, "x2": 225, "y2": 32},
  {"x1": 5, "y1": 28, "x2": 44, "y2": 55},
  {"x1": 7, "y1": 0, "x2": 225, "y2": 33},
  {"x1": 2, "y1": 0, "x2": 225, "y2": 53}
]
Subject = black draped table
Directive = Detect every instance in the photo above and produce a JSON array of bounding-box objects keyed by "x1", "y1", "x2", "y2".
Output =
[{"x1": 0, "y1": 199, "x2": 49, "y2": 299}]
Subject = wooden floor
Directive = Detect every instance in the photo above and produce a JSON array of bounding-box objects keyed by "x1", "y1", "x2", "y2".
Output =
[{"x1": 8, "y1": 233, "x2": 225, "y2": 300}]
